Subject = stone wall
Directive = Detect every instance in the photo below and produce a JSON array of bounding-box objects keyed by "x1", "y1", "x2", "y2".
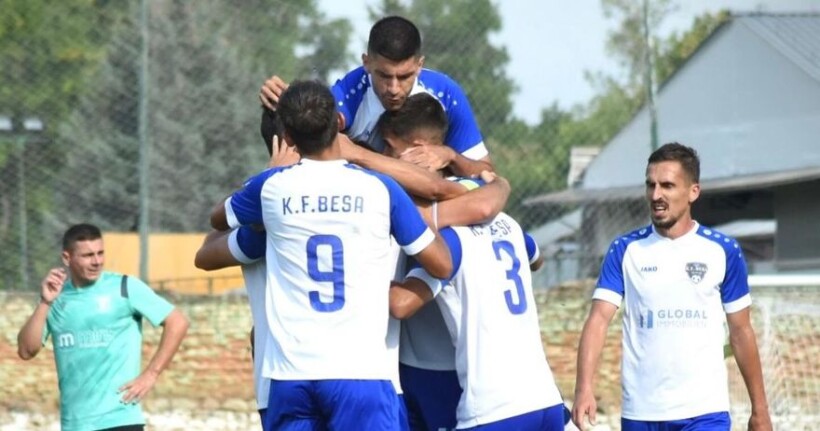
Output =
[{"x1": 0, "y1": 282, "x2": 624, "y2": 430}]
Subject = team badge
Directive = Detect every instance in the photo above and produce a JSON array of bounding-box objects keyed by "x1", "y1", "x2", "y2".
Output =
[{"x1": 685, "y1": 262, "x2": 708, "y2": 284}]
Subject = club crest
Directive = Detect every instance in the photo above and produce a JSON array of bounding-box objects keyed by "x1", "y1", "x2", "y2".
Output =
[{"x1": 685, "y1": 262, "x2": 708, "y2": 284}]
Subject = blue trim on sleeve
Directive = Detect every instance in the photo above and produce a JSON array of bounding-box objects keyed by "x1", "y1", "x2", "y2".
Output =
[
  {"x1": 417, "y1": 69, "x2": 484, "y2": 157},
  {"x1": 524, "y1": 232, "x2": 538, "y2": 262},
  {"x1": 235, "y1": 226, "x2": 266, "y2": 261},
  {"x1": 331, "y1": 67, "x2": 369, "y2": 132},
  {"x1": 696, "y1": 226, "x2": 750, "y2": 303},
  {"x1": 439, "y1": 227, "x2": 462, "y2": 281},
  {"x1": 597, "y1": 226, "x2": 652, "y2": 297}
]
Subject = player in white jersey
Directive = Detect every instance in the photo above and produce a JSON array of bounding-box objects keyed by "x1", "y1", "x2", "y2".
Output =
[
  {"x1": 390, "y1": 214, "x2": 565, "y2": 430},
  {"x1": 378, "y1": 94, "x2": 564, "y2": 430},
  {"x1": 259, "y1": 15, "x2": 493, "y2": 183},
  {"x1": 211, "y1": 80, "x2": 452, "y2": 431},
  {"x1": 196, "y1": 108, "x2": 298, "y2": 425},
  {"x1": 572, "y1": 143, "x2": 772, "y2": 431}
]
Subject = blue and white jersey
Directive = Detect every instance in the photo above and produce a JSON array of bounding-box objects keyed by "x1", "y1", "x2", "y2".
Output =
[
  {"x1": 331, "y1": 66, "x2": 487, "y2": 160},
  {"x1": 593, "y1": 222, "x2": 752, "y2": 421},
  {"x1": 407, "y1": 213, "x2": 562, "y2": 428},
  {"x1": 227, "y1": 158, "x2": 435, "y2": 381},
  {"x1": 227, "y1": 227, "x2": 274, "y2": 410}
]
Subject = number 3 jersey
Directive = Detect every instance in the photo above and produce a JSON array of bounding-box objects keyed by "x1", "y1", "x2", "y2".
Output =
[
  {"x1": 409, "y1": 212, "x2": 562, "y2": 428},
  {"x1": 226, "y1": 158, "x2": 434, "y2": 381}
]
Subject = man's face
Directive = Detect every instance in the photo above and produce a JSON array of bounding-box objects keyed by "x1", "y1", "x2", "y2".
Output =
[
  {"x1": 383, "y1": 128, "x2": 442, "y2": 158},
  {"x1": 645, "y1": 160, "x2": 700, "y2": 232},
  {"x1": 62, "y1": 239, "x2": 105, "y2": 286},
  {"x1": 363, "y1": 53, "x2": 423, "y2": 111}
]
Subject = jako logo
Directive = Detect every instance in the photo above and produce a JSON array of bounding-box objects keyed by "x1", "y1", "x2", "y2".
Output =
[
  {"x1": 640, "y1": 266, "x2": 658, "y2": 272},
  {"x1": 57, "y1": 333, "x2": 75, "y2": 348}
]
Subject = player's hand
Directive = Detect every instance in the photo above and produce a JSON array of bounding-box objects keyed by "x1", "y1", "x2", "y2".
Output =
[
  {"x1": 259, "y1": 75, "x2": 289, "y2": 110},
  {"x1": 478, "y1": 170, "x2": 497, "y2": 183},
  {"x1": 267, "y1": 135, "x2": 300, "y2": 168},
  {"x1": 40, "y1": 268, "x2": 66, "y2": 305},
  {"x1": 399, "y1": 145, "x2": 454, "y2": 172},
  {"x1": 747, "y1": 410, "x2": 773, "y2": 431},
  {"x1": 571, "y1": 389, "x2": 597, "y2": 431},
  {"x1": 338, "y1": 133, "x2": 366, "y2": 163},
  {"x1": 119, "y1": 370, "x2": 159, "y2": 405}
]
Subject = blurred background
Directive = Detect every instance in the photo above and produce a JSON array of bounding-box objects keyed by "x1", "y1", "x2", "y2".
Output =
[{"x1": 1, "y1": 0, "x2": 819, "y2": 429}]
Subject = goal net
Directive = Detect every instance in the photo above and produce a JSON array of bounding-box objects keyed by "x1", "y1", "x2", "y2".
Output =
[{"x1": 727, "y1": 274, "x2": 820, "y2": 430}]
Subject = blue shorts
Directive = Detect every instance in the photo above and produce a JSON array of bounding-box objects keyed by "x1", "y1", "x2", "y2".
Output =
[
  {"x1": 397, "y1": 394, "x2": 410, "y2": 431},
  {"x1": 399, "y1": 363, "x2": 461, "y2": 431},
  {"x1": 263, "y1": 379, "x2": 401, "y2": 431},
  {"x1": 622, "y1": 411, "x2": 731, "y2": 431},
  {"x1": 458, "y1": 403, "x2": 565, "y2": 431}
]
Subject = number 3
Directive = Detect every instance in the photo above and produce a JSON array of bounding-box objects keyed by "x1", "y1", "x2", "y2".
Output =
[{"x1": 493, "y1": 240, "x2": 527, "y2": 315}]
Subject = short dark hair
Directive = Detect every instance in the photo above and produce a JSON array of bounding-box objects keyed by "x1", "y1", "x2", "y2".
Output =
[
  {"x1": 368, "y1": 16, "x2": 422, "y2": 61},
  {"x1": 376, "y1": 93, "x2": 447, "y2": 140},
  {"x1": 62, "y1": 223, "x2": 102, "y2": 251},
  {"x1": 260, "y1": 107, "x2": 285, "y2": 156},
  {"x1": 648, "y1": 142, "x2": 701, "y2": 183},
  {"x1": 277, "y1": 80, "x2": 338, "y2": 156}
]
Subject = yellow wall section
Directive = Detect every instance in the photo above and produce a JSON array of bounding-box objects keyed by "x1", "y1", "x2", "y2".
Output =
[{"x1": 103, "y1": 232, "x2": 244, "y2": 294}]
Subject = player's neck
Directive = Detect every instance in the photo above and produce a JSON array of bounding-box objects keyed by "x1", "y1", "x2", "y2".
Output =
[
  {"x1": 655, "y1": 218, "x2": 696, "y2": 240},
  {"x1": 303, "y1": 145, "x2": 342, "y2": 162}
]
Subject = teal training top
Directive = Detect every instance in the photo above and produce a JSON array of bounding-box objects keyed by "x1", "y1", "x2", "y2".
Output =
[{"x1": 43, "y1": 271, "x2": 174, "y2": 431}]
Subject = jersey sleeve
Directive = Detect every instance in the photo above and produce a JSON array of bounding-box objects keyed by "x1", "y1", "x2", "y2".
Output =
[
  {"x1": 438, "y1": 78, "x2": 486, "y2": 160},
  {"x1": 225, "y1": 169, "x2": 278, "y2": 229},
  {"x1": 405, "y1": 227, "x2": 463, "y2": 297},
  {"x1": 523, "y1": 232, "x2": 541, "y2": 265},
  {"x1": 228, "y1": 226, "x2": 266, "y2": 263},
  {"x1": 379, "y1": 173, "x2": 435, "y2": 255},
  {"x1": 592, "y1": 239, "x2": 627, "y2": 306},
  {"x1": 126, "y1": 278, "x2": 175, "y2": 327},
  {"x1": 721, "y1": 239, "x2": 752, "y2": 313},
  {"x1": 331, "y1": 67, "x2": 369, "y2": 132}
]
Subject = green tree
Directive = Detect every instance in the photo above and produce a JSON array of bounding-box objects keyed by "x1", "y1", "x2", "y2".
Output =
[{"x1": 56, "y1": 0, "x2": 353, "y2": 237}]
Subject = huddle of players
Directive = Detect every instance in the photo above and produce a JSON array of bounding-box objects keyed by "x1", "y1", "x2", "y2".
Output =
[{"x1": 196, "y1": 16, "x2": 567, "y2": 431}]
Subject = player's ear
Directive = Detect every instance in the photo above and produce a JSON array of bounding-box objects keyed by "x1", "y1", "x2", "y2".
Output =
[
  {"x1": 362, "y1": 53, "x2": 370, "y2": 72},
  {"x1": 61, "y1": 250, "x2": 70, "y2": 267},
  {"x1": 337, "y1": 112, "x2": 346, "y2": 131},
  {"x1": 416, "y1": 55, "x2": 425, "y2": 70},
  {"x1": 283, "y1": 131, "x2": 297, "y2": 148}
]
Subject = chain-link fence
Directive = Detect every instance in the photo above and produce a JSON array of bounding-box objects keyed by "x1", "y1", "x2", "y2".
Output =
[{"x1": 2, "y1": 1, "x2": 818, "y2": 294}]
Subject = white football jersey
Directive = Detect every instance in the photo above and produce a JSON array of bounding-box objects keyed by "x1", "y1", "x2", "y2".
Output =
[
  {"x1": 228, "y1": 228, "x2": 272, "y2": 409},
  {"x1": 593, "y1": 222, "x2": 752, "y2": 420},
  {"x1": 227, "y1": 159, "x2": 434, "y2": 381},
  {"x1": 408, "y1": 213, "x2": 562, "y2": 428}
]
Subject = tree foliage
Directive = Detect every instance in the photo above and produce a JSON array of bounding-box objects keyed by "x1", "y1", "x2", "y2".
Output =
[{"x1": 56, "y1": 0, "x2": 352, "y2": 234}]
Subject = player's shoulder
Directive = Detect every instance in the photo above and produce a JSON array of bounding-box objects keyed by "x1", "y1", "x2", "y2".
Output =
[
  {"x1": 607, "y1": 225, "x2": 653, "y2": 253},
  {"x1": 694, "y1": 224, "x2": 743, "y2": 256},
  {"x1": 417, "y1": 68, "x2": 467, "y2": 99},
  {"x1": 335, "y1": 66, "x2": 370, "y2": 87}
]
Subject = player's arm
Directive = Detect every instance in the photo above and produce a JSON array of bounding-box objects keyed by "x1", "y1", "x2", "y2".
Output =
[
  {"x1": 120, "y1": 308, "x2": 189, "y2": 404},
  {"x1": 572, "y1": 299, "x2": 618, "y2": 431},
  {"x1": 398, "y1": 145, "x2": 493, "y2": 177},
  {"x1": 524, "y1": 232, "x2": 545, "y2": 272},
  {"x1": 726, "y1": 308, "x2": 772, "y2": 430},
  {"x1": 390, "y1": 228, "x2": 460, "y2": 319},
  {"x1": 195, "y1": 227, "x2": 265, "y2": 271},
  {"x1": 340, "y1": 134, "x2": 467, "y2": 201},
  {"x1": 389, "y1": 277, "x2": 437, "y2": 320},
  {"x1": 17, "y1": 267, "x2": 66, "y2": 360},
  {"x1": 410, "y1": 230, "x2": 451, "y2": 280},
  {"x1": 419, "y1": 171, "x2": 510, "y2": 228},
  {"x1": 210, "y1": 197, "x2": 230, "y2": 231},
  {"x1": 119, "y1": 289, "x2": 189, "y2": 404}
]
